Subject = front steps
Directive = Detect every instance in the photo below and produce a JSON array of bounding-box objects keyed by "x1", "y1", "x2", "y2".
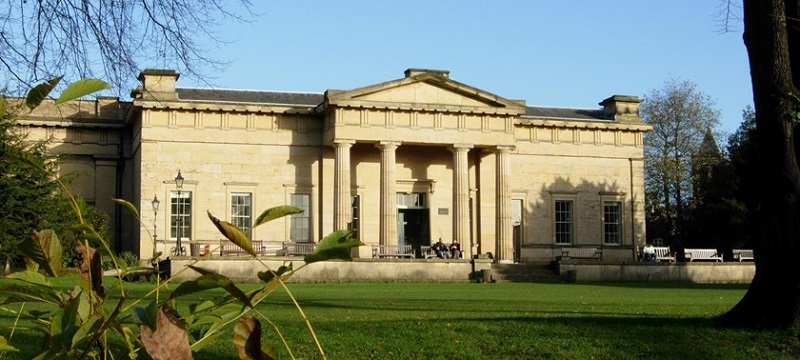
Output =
[{"x1": 487, "y1": 263, "x2": 563, "y2": 283}]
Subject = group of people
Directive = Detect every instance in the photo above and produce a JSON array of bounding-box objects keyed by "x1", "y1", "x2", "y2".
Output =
[{"x1": 431, "y1": 238, "x2": 461, "y2": 259}]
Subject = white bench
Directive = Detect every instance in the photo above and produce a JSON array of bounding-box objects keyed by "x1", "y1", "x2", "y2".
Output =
[
  {"x1": 732, "y1": 249, "x2": 754, "y2": 262},
  {"x1": 684, "y1": 248, "x2": 722, "y2": 262},
  {"x1": 654, "y1": 246, "x2": 676, "y2": 262},
  {"x1": 372, "y1": 245, "x2": 415, "y2": 259},
  {"x1": 560, "y1": 247, "x2": 602, "y2": 260}
]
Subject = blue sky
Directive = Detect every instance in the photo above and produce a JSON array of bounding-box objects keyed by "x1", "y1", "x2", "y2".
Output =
[{"x1": 184, "y1": 1, "x2": 750, "y2": 133}]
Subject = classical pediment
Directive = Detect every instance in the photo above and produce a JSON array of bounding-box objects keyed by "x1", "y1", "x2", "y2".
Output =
[{"x1": 325, "y1": 69, "x2": 526, "y2": 115}]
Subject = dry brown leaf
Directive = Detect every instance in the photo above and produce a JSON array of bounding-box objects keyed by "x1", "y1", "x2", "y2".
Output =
[{"x1": 140, "y1": 305, "x2": 192, "y2": 360}]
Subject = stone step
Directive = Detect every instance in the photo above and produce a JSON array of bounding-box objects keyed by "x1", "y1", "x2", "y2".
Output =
[{"x1": 487, "y1": 263, "x2": 563, "y2": 283}]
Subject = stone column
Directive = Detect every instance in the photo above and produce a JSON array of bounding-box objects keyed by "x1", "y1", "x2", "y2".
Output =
[
  {"x1": 450, "y1": 144, "x2": 473, "y2": 253},
  {"x1": 376, "y1": 141, "x2": 399, "y2": 246},
  {"x1": 495, "y1": 145, "x2": 514, "y2": 263},
  {"x1": 333, "y1": 140, "x2": 355, "y2": 231}
]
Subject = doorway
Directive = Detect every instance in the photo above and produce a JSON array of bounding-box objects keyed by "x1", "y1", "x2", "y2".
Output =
[{"x1": 398, "y1": 209, "x2": 430, "y2": 257}]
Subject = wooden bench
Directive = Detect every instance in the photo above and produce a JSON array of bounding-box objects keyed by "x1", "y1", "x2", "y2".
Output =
[
  {"x1": 372, "y1": 245, "x2": 415, "y2": 259},
  {"x1": 732, "y1": 249, "x2": 754, "y2": 262},
  {"x1": 560, "y1": 247, "x2": 602, "y2": 260},
  {"x1": 654, "y1": 246, "x2": 676, "y2": 262},
  {"x1": 220, "y1": 239, "x2": 266, "y2": 256},
  {"x1": 684, "y1": 248, "x2": 722, "y2": 262},
  {"x1": 421, "y1": 245, "x2": 462, "y2": 259},
  {"x1": 282, "y1": 242, "x2": 316, "y2": 256}
]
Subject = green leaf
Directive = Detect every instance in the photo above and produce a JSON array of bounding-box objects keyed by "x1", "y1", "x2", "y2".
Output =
[
  {"x1": 304, "y1": 230, "x2": 364, "y2": 263},
  {"x1": 0, "y1": 283, "x2": 62, "y2": 305},
  {"x1": 70, "y1": 313, "x2": 104, "y2": 348},
  {"x1": 26, "y1": 77, "x2": 62, "y2": 109},
  {"x1": 171, "y1": 273, "x2": 252, "y2": 308},
  {"x1": 256, "y1": 264, "x2": 293, "y2": 284},
  {"x1": 21, "y1": 229, "x2": 63, "y2": 277},
  {"x1": 0, "y1": 336, "x2": 19, "y2": 352},
  {"x1": 7, "y1": 269, "x2": 52, "y2": 286},
  {"x1": 113, "y1": 198, "x2": 141, "y2": 221},
  {"x1": 253, "y1": 205, "x2": 303, "y2": 228},
  {"x1": 208, "y1": 211, "x2": 256, "y2": 256},
  {"x1": 55, "y1": 78, "x2": 111, "y2": 105},
  {"x1": 131, "y1": 302, "x2": 158, "y2": 331}
]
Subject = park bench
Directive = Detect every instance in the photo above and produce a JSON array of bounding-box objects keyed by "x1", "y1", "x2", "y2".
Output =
[
  {"x1": 282, "y1": 242, "x2": 316, "y2": 256},
  {"x1": 684, "y1": 248, "x2": 722, "y2": 262},
  {"x1": 220, "y1": 239, "x2": 266, "y2": 256},
  {"x1": 372, "y1": 245, "x2": 415, "y2": 259},
  {"x1": 732, "y1": 249, "x2": 754, "y2": 262},
  {"x1": 654, "y1": 246, "x2": 676, "y2": 262},
  {"x1": 560, "y1": 247, "x2": 602, "y2": 260}
]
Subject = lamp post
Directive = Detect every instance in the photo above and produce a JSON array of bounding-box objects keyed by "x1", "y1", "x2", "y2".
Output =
[
  {"x1": 174, "y1": 170, "x2": 185, "y2": 256},
  {"x1": 151, "y1": 195, "x2": 160, "y2": 254}
]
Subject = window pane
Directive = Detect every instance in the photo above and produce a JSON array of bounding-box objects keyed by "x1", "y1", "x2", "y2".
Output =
[
  {"x1": 231, "y1": 192, "x2": 252, "y2": 239},
  {"x1": 170, "y1": 191, "x2": 192, "y2": 241},
  {"x1": 351, "y1": 195, "x2": 360, "y2": 239},
  {"x1": 603, "y1": 201, "x2": 622, "y2": 244},
  {"x1": 554, "y1": 200, "x2": 572, "y2": 244},
  {"x1": 290, "y1": 194, "x2": 310, "y2": 242}
]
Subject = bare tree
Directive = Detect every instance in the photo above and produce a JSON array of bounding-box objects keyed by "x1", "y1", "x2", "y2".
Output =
[
  {"x1": 0, "y1": 0, "x2": 252, "y2": 94},
  {"x1": 641, "y1": 79, "x2": 721, "y2": 245}
]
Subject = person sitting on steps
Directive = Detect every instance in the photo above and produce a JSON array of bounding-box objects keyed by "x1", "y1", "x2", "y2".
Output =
[{"x1": 450, "y1": 239, "x2": 461, "y2": 259}]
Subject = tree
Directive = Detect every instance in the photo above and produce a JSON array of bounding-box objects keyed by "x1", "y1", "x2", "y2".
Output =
[
  {"x1": 0, "y1": 0, "x2": 252, "y2": 94},
  {"x1": 641, "y1": 79, "x2": 721, "y2": 246},
  {"x1": 685, "y1": 129, "x2": 747, "y2": 254},
  {"x1": 0, "y1": 114, "x2": 71, "y2": 272},
  {"x1": 725, "y1": 106, "x2": 758, "y2": 249},
  {"x1": 719, "y1": 0, "x2": 800, "y2": 329}
]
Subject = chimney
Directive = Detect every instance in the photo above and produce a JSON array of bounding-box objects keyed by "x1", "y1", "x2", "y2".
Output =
[
  {"x1": 600, "y1": 95, "x2": 642, "y2": 123},
  {"x1": 404, "y1": 68, "x2": 450, "y2": 79},
  {"x1": 132, "y1": 69, "x2": 180, "y2": 101}
]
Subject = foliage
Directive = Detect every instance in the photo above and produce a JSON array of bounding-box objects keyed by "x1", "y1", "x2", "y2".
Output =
[
  {"x1": 0, "y1": 77, "x2": 364, "y2": 359},
  {"x1": 725, "y1": 106, "x2": 758, "y2": 249},
  {"x1": 641, "y1": 78, "x2": 721, "y2": 245},
  {"x1": 0, "y1": 0, "x2": 254, "y2": 95}
]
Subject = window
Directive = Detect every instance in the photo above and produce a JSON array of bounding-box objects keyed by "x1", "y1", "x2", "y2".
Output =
[
  {"x1": 397, "y1": 193, "x2": 425, "y2": 208},
  {"x1": 231, "y1": 192, "x2": 252, "y2": 239},
  {"x1": 554, "y1": 200, "x2": 573, "y2": 244},
  {"x1": 603, "y1": 201, "x2": 622, "y2": 245},
  {"x1": 351, "y1": 195, "x2": 360, "y2": 239},
  {"x1": 290, "y1": 194, "x2": 310, "y2": 242},
  {"x1": 170, "y1": 191, "x2": 192, "y2": 241}
]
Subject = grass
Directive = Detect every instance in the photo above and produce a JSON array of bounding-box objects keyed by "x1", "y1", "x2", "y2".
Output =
[{"x1": 2, "y1": 280, "x2": 799, "y2": 359}]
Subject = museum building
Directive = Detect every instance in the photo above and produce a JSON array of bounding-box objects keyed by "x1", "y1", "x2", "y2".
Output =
[{"x1": 18, "y1": 68, "x2": 650, "y2": 263}]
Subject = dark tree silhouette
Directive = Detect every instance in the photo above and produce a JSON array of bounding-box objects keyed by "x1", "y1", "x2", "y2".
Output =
[{"x1": 719, "y1": 0, "x2": 800, "y2": 329}]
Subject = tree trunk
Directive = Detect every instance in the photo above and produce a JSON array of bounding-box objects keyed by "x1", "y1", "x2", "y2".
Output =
[{"x1": 719, "y1": 0, "x2": 800, "y2": 329}]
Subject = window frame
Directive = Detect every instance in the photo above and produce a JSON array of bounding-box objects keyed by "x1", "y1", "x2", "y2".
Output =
[
  {"x1": 170, "y1": 190, "x2": 192, "y2": 241},
  {"x1": 230, "y1": 192, "x2": 253, "y2": 240},
  {"x1": 553, "y1": 199, "x2": 574, "y2": 245},
  {"x1": 290, "y1": 193, "x2": 311, "y2": 242}
]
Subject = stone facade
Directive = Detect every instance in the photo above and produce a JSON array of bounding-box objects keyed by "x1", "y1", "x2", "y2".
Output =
[{"x1": 17, "y1": 68, "x2": 650, "y2": 263}]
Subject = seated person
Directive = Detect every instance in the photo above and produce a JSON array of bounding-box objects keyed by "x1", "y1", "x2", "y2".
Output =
[
  {"x1": 432, "y1": 238, "x2": 448, "y2": 258},
  {"x1": 643, "y1": 243, "x2": 656, "y2": 261},
  {"x1": 449, "y1": 239, "x2": 461, "y2": 259}
]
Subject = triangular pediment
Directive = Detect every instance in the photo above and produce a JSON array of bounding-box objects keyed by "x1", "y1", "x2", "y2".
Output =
[{"x1": 325, "y1": 70, "x2": 526, "y2": 114}]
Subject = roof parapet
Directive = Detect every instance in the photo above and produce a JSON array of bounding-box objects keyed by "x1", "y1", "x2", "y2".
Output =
[{"x1": 599, "y1": 95, "x2": 642, "y2": 123}]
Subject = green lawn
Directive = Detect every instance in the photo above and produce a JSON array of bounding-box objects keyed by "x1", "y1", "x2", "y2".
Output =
[{"x1": 2, "y1": 280, "x2": 799, "y2": 359}]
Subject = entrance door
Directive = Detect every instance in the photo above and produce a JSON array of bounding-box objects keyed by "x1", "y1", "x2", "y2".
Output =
[{"x1": 398, "y1": 208, "x2": 430, "y2": 257}]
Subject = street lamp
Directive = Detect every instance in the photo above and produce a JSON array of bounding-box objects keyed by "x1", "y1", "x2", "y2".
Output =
[
  {"x1": 151, "y1": 195, "x2": 160, "y2": 253},
  {"x1": 174, "y1": 170, "x2": 185, "y2": 256}
]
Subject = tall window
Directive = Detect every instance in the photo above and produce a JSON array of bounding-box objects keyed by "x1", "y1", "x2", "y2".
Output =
[
  {"x1": 231, "y1": 192, "x2": 252, "y2": 239},
  {"x1": 603, "y1": 201, "x2": 622, "y2": 244},
  {"x1": 290, "y1": 194, "x2": 310, "y2": 242},
  {"x1": 351, "y1": 195, "x2": 360, "y2": 239},
  {"x1": 554, "y1": 200, "x2": 573, "y2": 244},
  {"x1": 170, "y1": 191, "x2": 192, "y2": 241}
]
